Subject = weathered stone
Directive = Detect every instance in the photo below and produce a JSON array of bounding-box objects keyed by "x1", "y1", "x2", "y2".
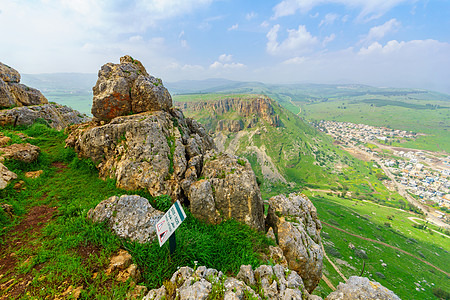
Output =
[
  {"x1": 0, "y1": 143, "x2": 40, "y2": 163},
  {"x1": 127, "y1": 285, "x2": 149, "y2": 300},
  {"x1": 325, "y1": 276, "x2": 401, "y2": 300},
  {"x1": 88, "y1": 195, "x2": 164, "y2": 243},
  {"x1": 188, "y1": 179, "x2": 222, "y2": 225},
  {"x1": 91, "y1": 55, "x2": 172, "y2": 121},
  {"x1": 0, "y1": 163, "x2": 17, "y2": 189},
  {"x1": 0, "y1": 62, "x2": 20, "y2": 83},
  {"x1": 266, "y1": 192, "x2": 323, "y2": 293},
  {"x1": 0, "y1": 134, "x2": 11, "y2": 146},
  {"x1": 24, "y1": 170, "x2": 43, "y2": 179},
  {"x1": 189, "y1": 151, "x2": 265, "y2": 231},
  {"x1": 0, "y1": 62, "x2": 48, "y2": 108},
  {"x1": 66, "y1": 109, "x2": 215, "y2": 201},
  {"x1": 116, "y1": 263, "x2": 141, "y2": 283},
  {"x1": 236, "y1": 265, "x2": 255, "y2": 286},
  {"x1": 105, "y1": 249, "x2": 132, "y2": 276},
  {"x1": 268, "y1": 245, "x2": 288, "y2": 267},
  {"x1": 0, "y1": 103, "x2": 89, "y2": 130},
  {"x1": 144, "y1": 264, "x2": 310, "y2": 300}
]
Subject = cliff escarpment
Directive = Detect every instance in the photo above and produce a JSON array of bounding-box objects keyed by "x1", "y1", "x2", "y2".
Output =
[{"x1": 176, "y1": 95, "x2": 283, "y2": 132}]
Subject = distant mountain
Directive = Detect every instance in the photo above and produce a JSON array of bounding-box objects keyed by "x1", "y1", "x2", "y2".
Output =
[{"x1": 21, "y1": 73, "x2": 97, "y2": 92}]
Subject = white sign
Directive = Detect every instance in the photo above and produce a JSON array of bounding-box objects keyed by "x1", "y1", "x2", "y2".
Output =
[{"x1": 155, "y1": 200, "x2": 187, "y2": 247}]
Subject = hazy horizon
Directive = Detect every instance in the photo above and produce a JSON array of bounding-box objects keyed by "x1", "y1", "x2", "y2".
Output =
[{"x1": 2, "y1": 0, "x2": 449, "y2": 93}]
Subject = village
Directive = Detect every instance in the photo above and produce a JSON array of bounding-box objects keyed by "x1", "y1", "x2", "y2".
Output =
[{"x1": 315, "y1": 120, "x2": 450, "y2": 219}]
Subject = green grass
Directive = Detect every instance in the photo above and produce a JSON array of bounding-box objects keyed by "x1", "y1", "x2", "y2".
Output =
[
  {"x1": 0, "y1": 123, "x2": 274, "y2": 299},
  {"x1": 307, "y1": 192, "x2": 450, "y2": 300}
]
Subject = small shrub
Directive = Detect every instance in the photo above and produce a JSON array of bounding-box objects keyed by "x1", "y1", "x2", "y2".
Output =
[
  {"x1": 324, "y1": 244, "x2": 342, "y2": 258},
  {"x1": 432, "y1": 287, "x2": 450, "y2": 300},
  {"x1": 328, "y1": 219, "x2": 340, "y2": 226},
  {"x1": 384, "y1": 222, "x2": 391, "y2": 227},
  {"x1": 354, "y1": 248, "x2": 368, "y2": 259},
  {"x1": 237, "y1": 158, "x2": 246, "y2": 167}
]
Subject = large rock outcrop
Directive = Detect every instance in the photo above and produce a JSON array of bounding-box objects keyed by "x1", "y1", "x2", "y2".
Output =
[
  {"x1": 0, "y1": 62, "x2": 48, "y2": 108},
  {"x1": 66, "y1": 108, "x2": 215, "y2": 201},
  {"x1": 266, "y1": 193, "x2": 323, "y2": 293},
  {"x1": 87, "y1": 195, "x2": 164, "y2": 243},
  {"x1": 185, "y1": 151, "x2": 265, "y2": 231},
  {"x1": 143, "y1": 264, "x2": 315, "y2": 300},
  {"x1": 67, "y1": 56, "x2": 266, "y2": 231},
  {"x1": 91, "y1": 55, "x2": 172, "y2": 121},
  {"x1": 0, "y1": 103, "x2": 89, "y2": 130},
  {"x1": 325, "y1": 276, "x2": 401, "y2": 300}
]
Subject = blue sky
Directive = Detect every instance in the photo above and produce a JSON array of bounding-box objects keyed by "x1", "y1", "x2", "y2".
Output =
[{"x1": 1, "y1": 0, "x2": 449, "y2": 93}]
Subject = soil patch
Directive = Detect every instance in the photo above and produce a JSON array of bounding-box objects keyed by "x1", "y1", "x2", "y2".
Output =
[
  {"x1": 51, "y1": 162, "x2": 68, "y2": 173},
  {"x1": 0, "y1": 205, "x2": 57, "y2": 300}
]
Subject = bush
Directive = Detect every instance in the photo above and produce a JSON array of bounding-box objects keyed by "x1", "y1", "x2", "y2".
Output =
[
  {"x1": 432, "y1": 287, "x2": 450, "y2": 300},
  {"x1": 324, "y1": 244, "x2": 342, "y2": 258},
  {"x1": 354, "y1": 248, "x2": 368, "y2": 259}
]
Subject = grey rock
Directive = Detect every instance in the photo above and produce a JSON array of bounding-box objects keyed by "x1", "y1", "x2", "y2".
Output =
[
  {"x1": 0, "y1": 103, "x2": 89, "y2": 130},
  {"x1": 0, "y1": 62, "x2": 47, "y2": 108},
  {"x1": 0, "y1": 62, "x2": 20, "y2": 83},
  {"x1": 0, "y1": 143, "x2": 40, "y2": 163},
  {"x1": 236, "y1": 265, "x2": 256, "y2": 286},
  {"x1": 87, "y1": 195, "x2": 164, "y2": 243},
  {"x1": 266, "y1": 192, "x2": 323, "y2": 293},
  {"x1": 91, "y1": 55, "x2": 172, "y2": 121},
  {"x1": 178, "y1": 279, "x2": 211, "y2": 300},
  {"x1": 190, "y1": 151, "x2": 265, "y2": 231},
  {"x1": 325, "y1": 276, "x2": 401, "y2": 300},
  {"x1": 0, "y1": 163, "x2": 17, "y2": 189}
]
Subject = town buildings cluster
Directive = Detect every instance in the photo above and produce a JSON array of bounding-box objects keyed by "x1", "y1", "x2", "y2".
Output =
[{"x1": 315, "y1": 120, "x2": 450, "y2": 213}]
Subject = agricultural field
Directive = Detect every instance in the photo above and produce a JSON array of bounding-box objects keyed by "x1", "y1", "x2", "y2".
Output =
[{"x1": 306, "y1": 191, "x2": 450, "y2": 299}]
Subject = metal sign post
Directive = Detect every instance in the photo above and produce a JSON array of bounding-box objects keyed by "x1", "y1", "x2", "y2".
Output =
[{"x1": 155, "y1": 200, "x2": 186, "y2": 254}]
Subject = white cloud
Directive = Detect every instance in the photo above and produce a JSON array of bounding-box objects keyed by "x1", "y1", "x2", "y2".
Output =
[
  {"x1": 273, "y1": 0, "x2": 409, "y2": 21},
  {"x1": 260, "y1": 21, "x2": 270, "y2": 28},
  {"x1": 360, "y1": 18, "x2": 401, "y2": 44},
  {"x1": 219, "y1": 54, "x2": 233, "y2": 63},
  {"x1": 246, "y1": 12, "x2": 257, "y2": 20},
  {"x1": 181, "y1": 40, "x2": 189, "y2": 48},
  {"x1": 228, "y1": 23, "x2": 239, "y2": 31},
  {"x1": 319, "y1": 13, "x2": 339, "y2": 26},
  {"x1": 282, "y1": 56, "x2": 307, "y2": 65},
  {"x1": 266, "y1": 24, "x2": 318, "y2": 56},
  {"x1": 323, "y1": 33, "x2": 336, "y2": 46}
]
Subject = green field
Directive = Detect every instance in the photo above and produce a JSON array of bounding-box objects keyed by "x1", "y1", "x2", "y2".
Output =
[{"x1": 307, "y1": 191, "x2": 450, "y2": 299}]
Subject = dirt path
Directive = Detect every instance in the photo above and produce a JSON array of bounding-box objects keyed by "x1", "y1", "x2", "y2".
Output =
[
  {"x1": 322, "y1": 221, "x2": 450, "y2": 277},
  {"x1": 0, "y1": 205, "x2": 57, "y2": 299}
]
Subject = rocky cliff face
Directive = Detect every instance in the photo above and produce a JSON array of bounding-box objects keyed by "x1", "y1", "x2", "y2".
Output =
[
  {"x1": 0, "y1": 62, "x2": 48, "y2": 108},
  {"x1": 176, "y1": 95, "x2": 283, "y2": 132}
]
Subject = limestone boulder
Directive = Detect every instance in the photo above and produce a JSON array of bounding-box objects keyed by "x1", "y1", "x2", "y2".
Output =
[
  {"x1": 0, "y1": 62, "x2": 48, "y2": 108},
  {"x1": 143, "y1": 264, "x2": 312, "y2": 300},
  {"x1": 186, "y1": 151, "x2": 265, "y2": 231},
  {"x1": 87, "y1": 195, "x2": 164, "y2": 243},
  {"x1": 0, "y1": 163, "x2": 17, "y2": 189},
  {"x1": 91, "y1": 55, "x2": 172, "y2": 121},
  {"x1": 266, "y1": 193, "x2": 323, "y2": 293},
  {"x1": 0, "y1": 143, "x2": 40, "y2": 163},
  {"x1": 0, "y1": 62, "x2": 21, "y2": 83},
  {"x1": 325, "y1": 276, "x2": 401, "y2": 300},
  {"x1": 66, "y1": 109, "x2": 214, "y2": 200},
  {"x1": 0, "y1": 103, "x2": 89, "y2": 130}
]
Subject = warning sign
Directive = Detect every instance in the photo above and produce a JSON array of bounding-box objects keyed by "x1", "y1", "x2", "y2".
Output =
[{"x1": 155, "y1": 200, "x2": 186, "y2": 247}]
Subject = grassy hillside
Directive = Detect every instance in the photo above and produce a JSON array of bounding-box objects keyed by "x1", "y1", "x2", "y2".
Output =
[
  {"x1": 308, "y1": 191, "x2": 450, "y2": 299},
  {"x1": 0, "y1": 123, "x2": 273, "y2": 299}
]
